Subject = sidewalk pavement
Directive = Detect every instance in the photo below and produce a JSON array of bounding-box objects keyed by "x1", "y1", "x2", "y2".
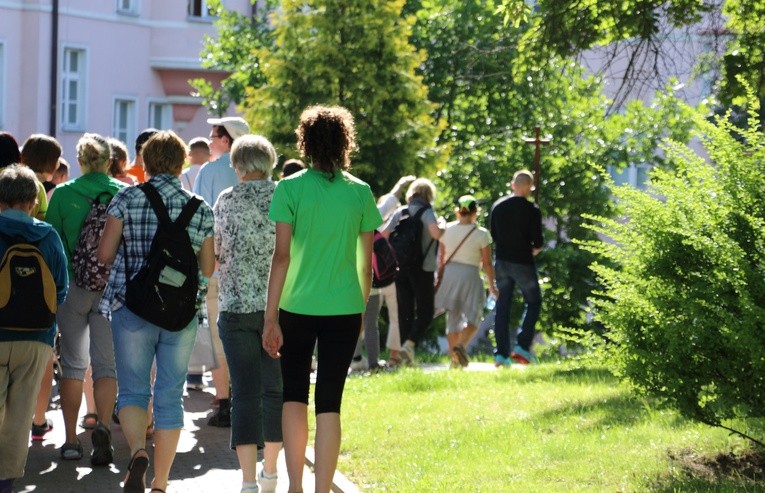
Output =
[
  {"x1": 19, "y1": 361, "x2": 507, "y2": 493},
  {"x1": 19, "y1": 382, "x2": 360, "y2": 493}
]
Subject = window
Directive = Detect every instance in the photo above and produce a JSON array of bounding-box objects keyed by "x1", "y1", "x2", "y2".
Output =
[
  {"x1": 608, "y1": 163, "x2": 651, "y2": 190},
  {"x1": 148, "y1": 102, "x2": 172, "y2": 130},
  {"x1": 116, "y1": 0, "x2": 139, "y2": 15},
  {"x1": 188, "y1": 0, "x2": 213, "y2": 19},
  {"x1": 113, "y1": 98, "x2": 137, "y2": 150},
  {"x1": 61, "y1": 47, "x2": 87, "y2": 130}
]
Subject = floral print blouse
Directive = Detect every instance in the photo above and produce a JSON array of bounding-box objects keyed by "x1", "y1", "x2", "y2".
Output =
[{"x1": 213, "y1": 179, "x2": 276, "y2": 313}]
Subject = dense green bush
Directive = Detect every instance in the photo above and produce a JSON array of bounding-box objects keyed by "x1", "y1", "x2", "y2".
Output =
[{"x1": 584, "y1": 96, "x2": 765, "y2": 445}]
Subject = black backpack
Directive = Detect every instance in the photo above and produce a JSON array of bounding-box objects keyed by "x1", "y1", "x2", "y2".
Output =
[
  {"x1": 124, "y1": 183, "x2": 202, "y2": 331},
  {"x1": 388, "y1": 206, "x2": 434, "y2": 272},
  {"x1": 72, "y1": 191, "x2": 113, "y2": 291},
  {"x1": 0, "y1": 232, "x2": 57, "y2": 330},
  {"x1": 372, "y1": 230, "x2": 398, "y2": 288}
]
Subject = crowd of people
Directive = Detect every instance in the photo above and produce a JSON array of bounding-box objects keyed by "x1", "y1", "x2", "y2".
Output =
[{"x1": 0, "y1": 104, "x2": 544, "y2": 493}]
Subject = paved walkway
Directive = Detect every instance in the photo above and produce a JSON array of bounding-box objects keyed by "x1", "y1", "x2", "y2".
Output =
[
  {"x1": 19, "y1": 382, "x2": 359, "y2": 493},
  {"x1": 19, "y1": 361, "x2": 504, "y2": 492}
]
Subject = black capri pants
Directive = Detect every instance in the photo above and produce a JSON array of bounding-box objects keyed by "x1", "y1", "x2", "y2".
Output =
[{"x1": 279, "y1": 309, "x2": 361, "y2": 414}]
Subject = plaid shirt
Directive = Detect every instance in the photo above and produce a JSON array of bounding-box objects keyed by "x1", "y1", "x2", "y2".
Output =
[{"x1": 99, "y1": 174, "x2": 214, "y2": 316}]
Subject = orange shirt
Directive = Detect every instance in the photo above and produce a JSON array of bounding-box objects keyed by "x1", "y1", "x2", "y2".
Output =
[{"x1": 125, "y1": 164, "x2": 145, "y2": 183}]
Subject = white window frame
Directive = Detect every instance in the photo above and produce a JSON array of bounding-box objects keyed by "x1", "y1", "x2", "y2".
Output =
[
  {"x1": 61, "y1": 45, "x2": 88, "y2": 132},
  {"x1": 0, "y1": 41, "x2": 5, "y2": 128},
  {"x1": 188, "y1": 0, "x2": 214, "y2": 20},
  {"x1": 116, "y1": 0, "x2": 140, "y2": 15},
  {"x1": 148, "y1": 101, "x2": 173, "y2": 130},
  {"x1": 113, "y1": 96, "x2": 138, "y2": 152}
]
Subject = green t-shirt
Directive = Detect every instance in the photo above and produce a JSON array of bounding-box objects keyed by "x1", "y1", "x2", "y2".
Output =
[
  {"x1": 46, "y1": 172, "x2": 126, "y2": 278},
  {"x1": 269, "y1": 168, "x2": 383, "y2": 315}
]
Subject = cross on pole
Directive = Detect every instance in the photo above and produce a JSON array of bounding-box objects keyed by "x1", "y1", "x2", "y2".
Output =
[{"x1": 523, "y1": 126, "x2": 551, "y2": 203}]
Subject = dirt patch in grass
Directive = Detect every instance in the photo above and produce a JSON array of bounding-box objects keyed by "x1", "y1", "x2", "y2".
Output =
[{"x1": 668, "y1": 447, "x2": 765, "y2": 482}]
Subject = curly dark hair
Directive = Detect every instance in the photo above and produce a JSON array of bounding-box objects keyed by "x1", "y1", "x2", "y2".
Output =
[{"x1": 295, "y1": 105, "x2": 356, "y2": 176}]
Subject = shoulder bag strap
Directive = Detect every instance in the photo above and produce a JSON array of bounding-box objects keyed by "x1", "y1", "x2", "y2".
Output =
[{"x1": 442, "y1": 225, "x2": 478, "y2": 268}]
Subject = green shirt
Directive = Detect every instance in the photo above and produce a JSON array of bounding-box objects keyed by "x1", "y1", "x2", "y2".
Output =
[
  {"x1": 46, "y1": 172, "x2": 126, "y2": 278},
  {"x1": 269, "y1": 168, "x2": 383, "y2": 315}
]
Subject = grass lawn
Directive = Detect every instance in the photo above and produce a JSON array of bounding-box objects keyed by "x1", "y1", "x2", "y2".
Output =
[{"x1": 331, "y1": 362, "x2": 763, "y2": 492}]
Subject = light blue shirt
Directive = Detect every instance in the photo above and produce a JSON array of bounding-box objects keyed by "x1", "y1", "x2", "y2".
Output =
[{"x1": 192, "y1": 153, "x2": 238, "y2": 209}]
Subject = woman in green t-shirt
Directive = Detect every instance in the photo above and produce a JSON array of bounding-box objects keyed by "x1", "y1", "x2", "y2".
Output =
[{"x1": 264, "y1": 105, "x2": 382, "y2": 493}]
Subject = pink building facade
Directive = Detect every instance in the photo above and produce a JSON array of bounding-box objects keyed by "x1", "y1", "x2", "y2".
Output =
[{"x1": 0, "y1": 0, "x2": 252, "y2": 175}]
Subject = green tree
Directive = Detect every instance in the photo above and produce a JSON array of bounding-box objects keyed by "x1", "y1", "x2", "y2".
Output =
[
  {"x1": 190, "y1": 0, "x2": 274, "y2": 117},
  {"x1": 241, "y1": 0, "x2": 441, "y2": 192},
  {"x1": 584, "y1": 94, "x2": 765, "y2": 445},
  {"x1": 407, "y1": 0, "x2": 697, "y2": 337}
]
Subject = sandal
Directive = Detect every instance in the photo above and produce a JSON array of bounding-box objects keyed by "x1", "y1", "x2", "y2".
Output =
[
  {"x1": 60, "y1": 440, "x2": 83, "y2": 460},
  {"x1": 123, "y1": 448, "x2": 149, "y2": 493},
  {"x1": 80, "y1": 413, "x2": 98, "y2": 430}
]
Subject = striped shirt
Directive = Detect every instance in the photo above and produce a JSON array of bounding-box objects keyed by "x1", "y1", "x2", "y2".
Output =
[{"x1": 99, "y1": 174, "x2": 214, "y2": 315}]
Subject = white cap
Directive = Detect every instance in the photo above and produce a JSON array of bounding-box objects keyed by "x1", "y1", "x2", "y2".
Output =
[{"x1": 206, "y1": 116, "x2": 250, "y2": 140}]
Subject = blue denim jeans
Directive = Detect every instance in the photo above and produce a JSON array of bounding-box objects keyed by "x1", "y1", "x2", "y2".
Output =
[
  {"x1": 494, "y1": 259, "x2": 542, "y2": 358},
  {"x1": 218, "y1": 311, "x2": 283, "y2": 448},
  {"x1": 111, "y1": 307, "x2": 197, "y2": 430}
]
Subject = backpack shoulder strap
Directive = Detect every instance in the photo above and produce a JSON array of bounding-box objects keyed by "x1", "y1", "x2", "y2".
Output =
[
  {"x1": 174, "y1": 196, "x2": 202, "y2": 230},
  {"x1": 138, "y1": 183, "x2": 172, "y2": 226}
]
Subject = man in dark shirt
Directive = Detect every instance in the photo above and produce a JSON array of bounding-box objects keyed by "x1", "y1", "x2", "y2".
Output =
[{"x1": 490, "y1": 170, "x2": 543, "y2": 366}]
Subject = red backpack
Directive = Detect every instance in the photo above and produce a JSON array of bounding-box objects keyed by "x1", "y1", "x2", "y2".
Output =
[{"x1": 372, "y1": 230, "x2": 398, "y2": 288}]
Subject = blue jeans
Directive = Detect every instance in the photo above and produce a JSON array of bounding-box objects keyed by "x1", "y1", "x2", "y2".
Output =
[
  {"x1": 218, "y1": 311, "x2": 283, "y2": 448},
  {"x1": 111, "y1": 307, "x2": 197, "y2": 430},
  {"x1": 494, "y1": 259, "x2": 542, "y2": 358}
]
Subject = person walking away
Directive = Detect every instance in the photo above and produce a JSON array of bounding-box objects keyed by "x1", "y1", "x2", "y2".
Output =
[
  {"x1": 125, "y1": 129, "x2": 158, "y2": 184},
  {"x1": 97, "y1": 131, "x2": 214, "y2": 493},
  {"x1": 181, "y1": 137, "x2": 210, "y2": 192},
  {"x1": 214, "y1": 134, "x2": 284, "y2": 493},
  {"x1": 350, "y1": 175, "x2": 414, "y2": 371},
  {"x1": 381, "y1": 178, "x2": 445, "y2": 365},
  {"x1": 19, "y1": 134, "x2": 62, "y2": 440},
  {"x1": 490, "y1": 170, "x2": 543, "y2": 366},
  {"x1": 263, "y1": 105, "x2": 382, "y2": 493},
  {"x1": 47, "y1": 133, "x2": 125, "y2": 464},
  {"x1": 434, "y1": 195, "x2": 498, "y2": 368},
  {"x1": 0, "y1": 165, "x2": 68, "y2": 493},
  {"x1": 193, "y1": 116, "x2": 250, "y2": 427},
  {"x1": 107, "y1": 138, "x2": 136, "y2": 186}
]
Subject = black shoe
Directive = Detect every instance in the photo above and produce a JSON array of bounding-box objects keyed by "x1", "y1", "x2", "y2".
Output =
[
  {"x1": 207, "y1": 398, "x2": 231, "y2": 427},
  {"x1": 90, "y1": 423, "x2": 114, "y2": 466}
]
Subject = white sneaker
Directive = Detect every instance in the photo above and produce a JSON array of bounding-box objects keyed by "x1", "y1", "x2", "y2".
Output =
[
  {"x1": 350, "y1": 356, "x2": 368, "y2": 371},
  {"x1": 258, "y1": 468, "x2": 278, "y2": 493}
]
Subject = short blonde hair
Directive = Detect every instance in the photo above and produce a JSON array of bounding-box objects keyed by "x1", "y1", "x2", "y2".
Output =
[
  {"x1": 142, "y1": 131, "x2": 186, "y2": 177},
  {"x1": 231, "y1": 134, "x2": 277, "y2": 176},
  {"x1": 77, "y1": 133, "x2": 111, "y2": 174},
  {"x1": 512, "y1": 170, "x2": 534, "y2": 187},
  {"x1": 405, "y1": 178, "x2": 436, "y2": 203}
]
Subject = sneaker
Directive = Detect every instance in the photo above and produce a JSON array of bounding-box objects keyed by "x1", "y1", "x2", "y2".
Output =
[
  {"x1": 0, "y1": 478, "x2": 14, "y2": 493},
  {"x1": 208, "y1": 398, "x2": 231, "y2": 427},
  {"x1": 186, "y1": 373, "x2": 205, "y2": 390},
  {"x1": 90, "y1": 423, "x2": 114, "y2": 466},
  {"x1": 494, "y1": 355, "x2": 512, "y2": 367},
  {"x1": 350, "y1": 356, "x2": 368, "y2": 372},
  {"x1": 453, "y1": 344, "x2": 470, "y2": 367},
  {"x1": 60, "y1": 440, "x2": 83, "y2": 460},
  {"x1": 510, "y1": 345, "x2": 538, "y2": 364},
  {"x1": 31, "y1": 418, "x2": 53, "y2": 441},
  {"x1": 400, "y1": 343, "x2": 416, "y2": 366},
  {"x1": 258, "y1": 467, "x2": 278, "y2": 493}
]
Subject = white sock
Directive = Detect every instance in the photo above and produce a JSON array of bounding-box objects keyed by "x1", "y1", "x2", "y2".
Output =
[{"x1": 241, "y1": 481, "x2": 258, "y2": 492}]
